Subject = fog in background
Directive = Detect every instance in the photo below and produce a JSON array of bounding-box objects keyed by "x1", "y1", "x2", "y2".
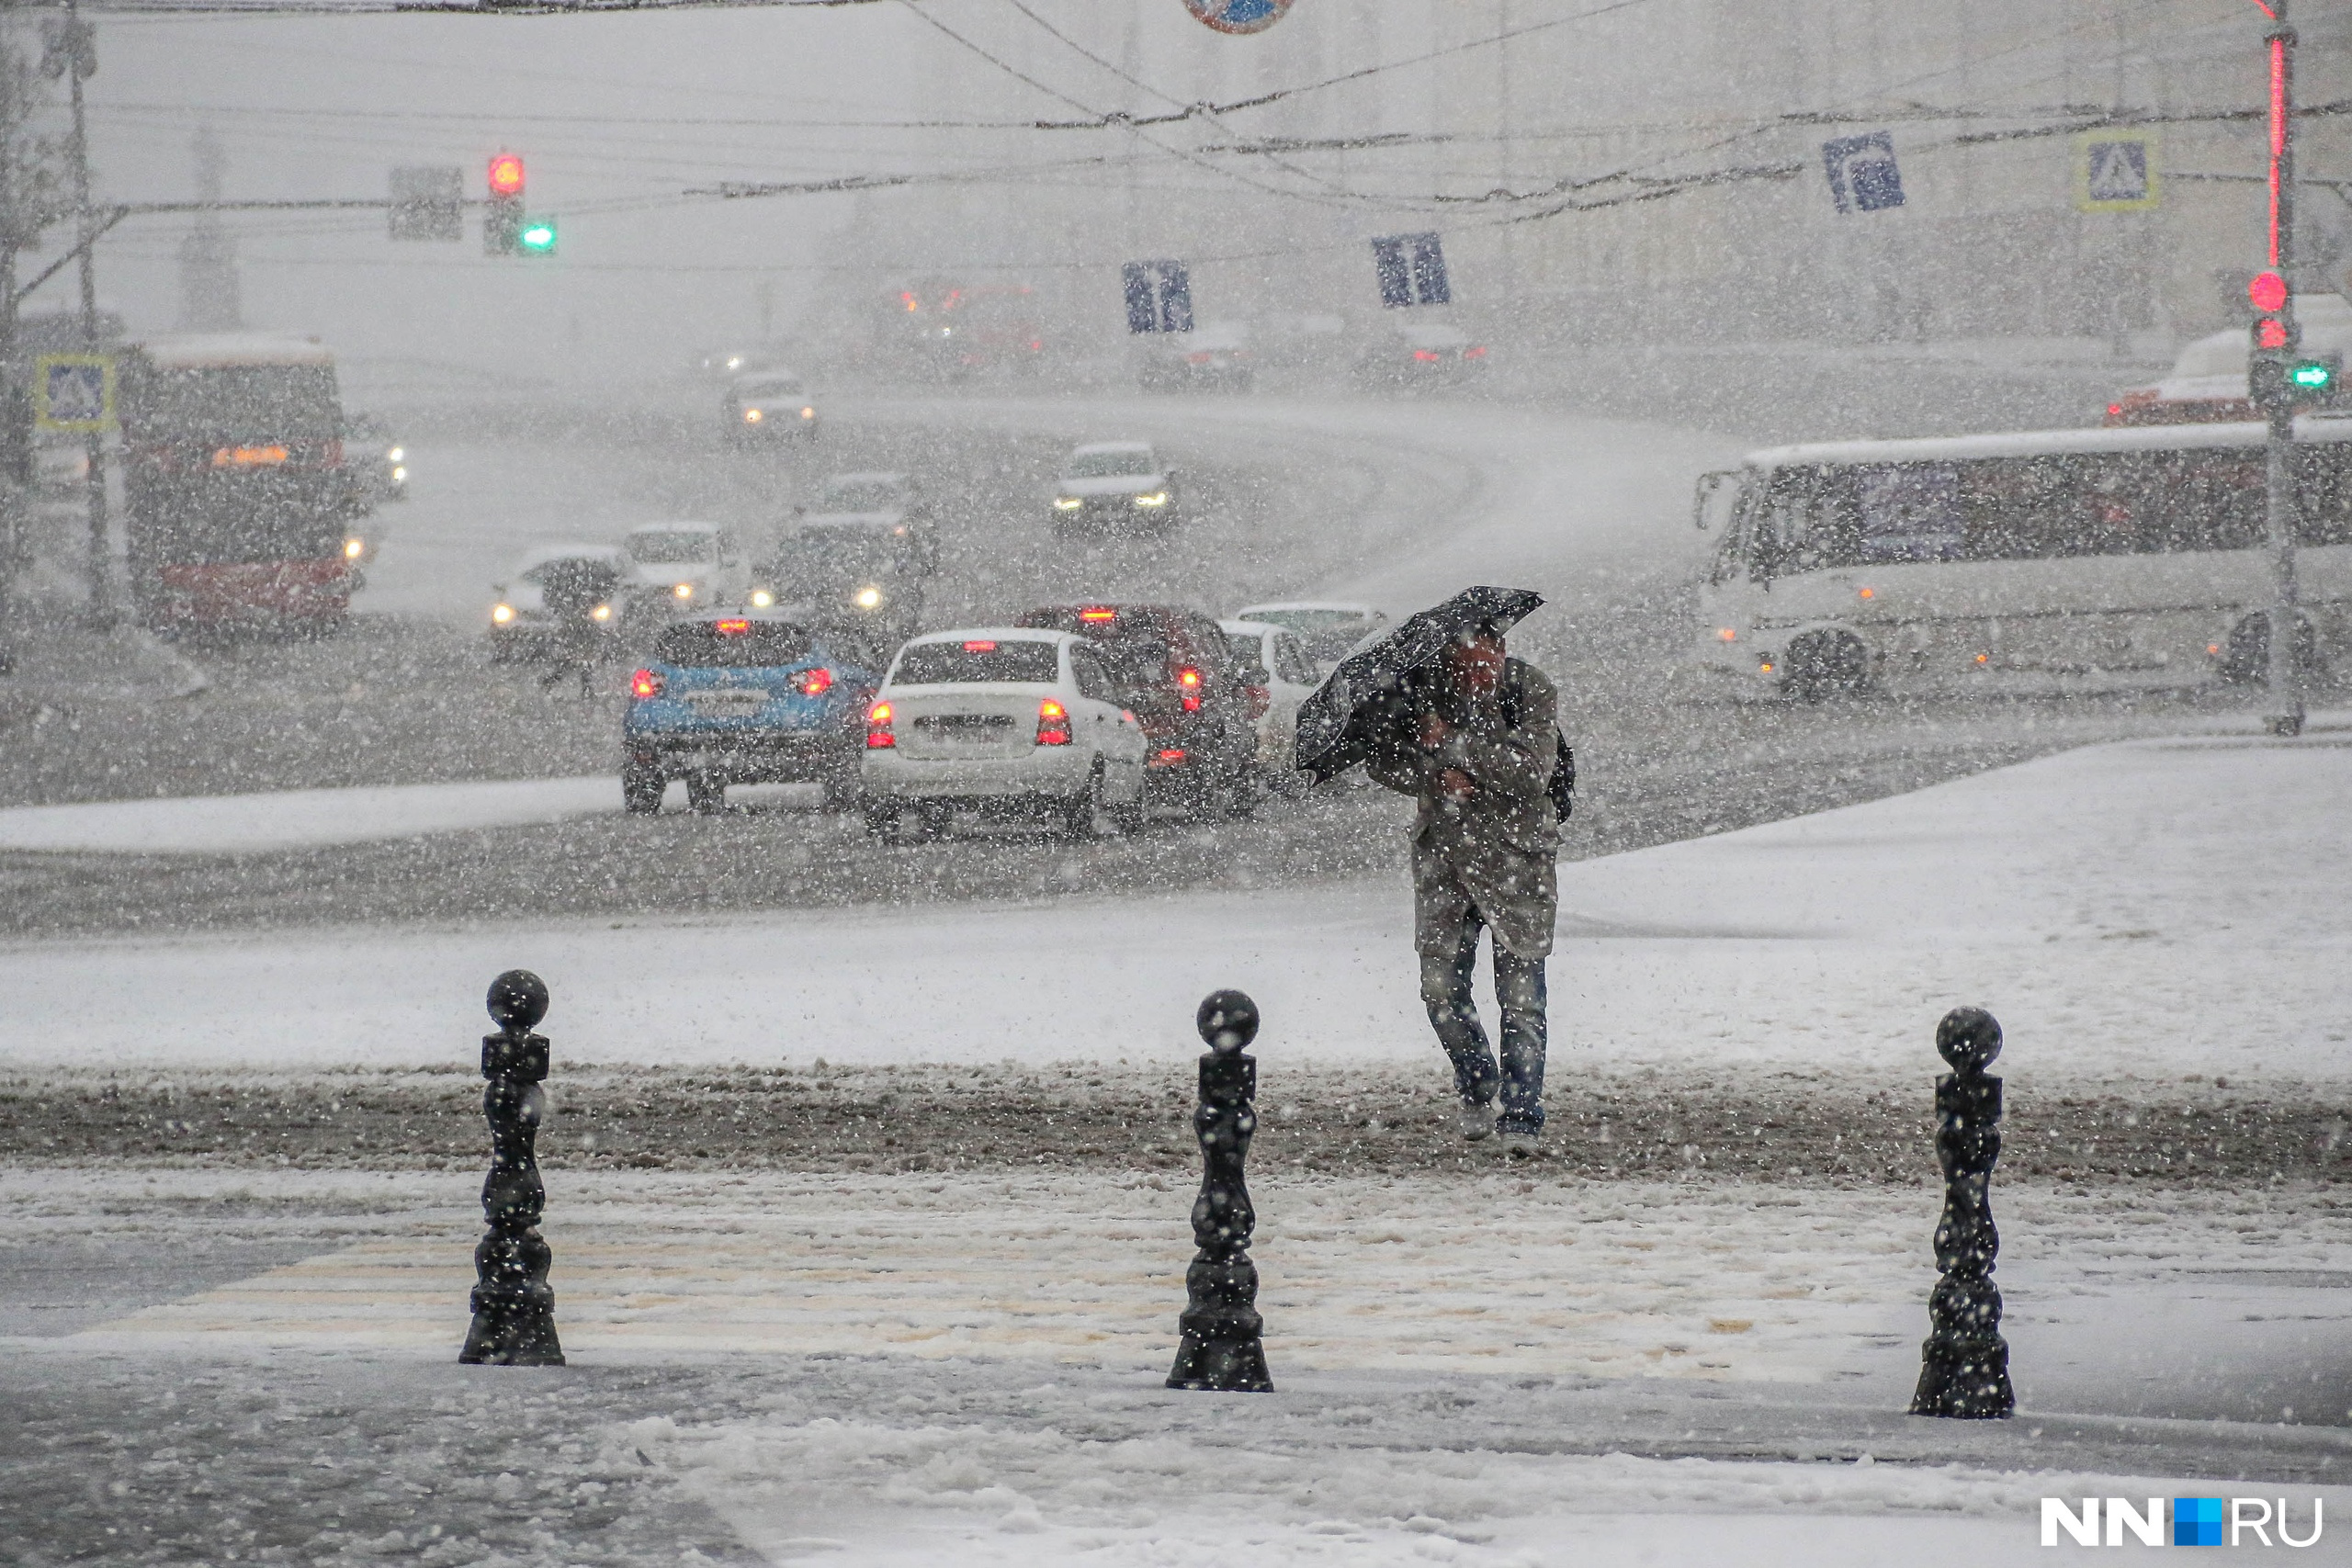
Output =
[{"x1": 62, "y1": 0, "x2": 2352, "y2": 416}]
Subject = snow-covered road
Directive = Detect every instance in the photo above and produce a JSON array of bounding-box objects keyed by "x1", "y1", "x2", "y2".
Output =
[{"x1": 6, "y1": 727, "x2": 2344, "y2": 1085}]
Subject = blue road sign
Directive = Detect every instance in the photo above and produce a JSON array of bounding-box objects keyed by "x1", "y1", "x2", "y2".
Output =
[
  {"x1": 1372, "y1": 232, "x2": 1450, "y2": 308},
  {"x1": 34, "y1": 354, "x2": 113, "y2": 432},
  {"x1": 1123, "y1": 260, "x2": 1193, "y2": 334},
  {"x1": 1183, "y1": 0, "x2": 1294, "y2": 35},
  {"x1": 1822, "y1": 132, "x2": 1905, "y2": 214}
]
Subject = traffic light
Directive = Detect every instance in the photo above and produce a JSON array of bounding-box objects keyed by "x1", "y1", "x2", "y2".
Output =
[
  {"x1": 517, "y1": 218, "x2": 557, "y2": 257},
  {"x1": 485, "y1": 152, "x2": 524, "y2": 256},
  {"x1": 2287, "y1": 353, "x2": 2340, "y2": 407},
  {"x1": 2248, "y1": 269, "x2": 2297, "y2": 413}
]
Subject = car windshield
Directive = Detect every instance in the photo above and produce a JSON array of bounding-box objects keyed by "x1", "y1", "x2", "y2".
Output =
[
  {"x1": 768, "y1": 529, "x2": 904, "y2": 590},
  {"x1": 653, "y1": 620, "x2": 811, "y2": 669},
  {"x1": 1066, "y1": 449, "x2": 1156, "y2": 479},
  {"x1": 740, "y1": 378, "x2": 802, "y2": 399},
  {"x1": 630, "y1": 530, "x2": 718, "y2": 565},
  {"x1": 893, "y1": 639, "x2": 1059, "y2": 685},
  {"x1": 817, "y1": 481, "x2": 905, "y2": 512}
]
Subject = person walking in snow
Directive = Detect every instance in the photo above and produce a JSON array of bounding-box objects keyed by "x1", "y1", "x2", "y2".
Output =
[{"x1": 1365, "y1": 623, "x2": 1566, "y2": 1151}]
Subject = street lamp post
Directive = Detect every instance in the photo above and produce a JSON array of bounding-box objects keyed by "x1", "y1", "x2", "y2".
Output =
[{"x1": 2257, "y1": 1, "x2": 2303, "y2": 737}]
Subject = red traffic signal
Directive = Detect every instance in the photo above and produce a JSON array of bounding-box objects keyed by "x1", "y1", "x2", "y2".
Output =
[
  {"x1": 488, "y1": 153, "x2": 525, "y2": 198},
  {"x1": 2249, "y1": 269, "x2": 2289, "y2": 315}
]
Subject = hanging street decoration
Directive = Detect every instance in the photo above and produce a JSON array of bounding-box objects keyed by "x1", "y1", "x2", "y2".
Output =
[{"x1": 1182, "y1": 0, "x2": 1295, "y2": 36}]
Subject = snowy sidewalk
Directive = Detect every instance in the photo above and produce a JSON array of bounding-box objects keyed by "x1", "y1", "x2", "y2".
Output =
[
  {"x1": 3, "y1": 728, "x2": 2346, "y2": 1084},
  {"x1": 7, "y1": 1165, "x2": 2349, "y2": 1566}
]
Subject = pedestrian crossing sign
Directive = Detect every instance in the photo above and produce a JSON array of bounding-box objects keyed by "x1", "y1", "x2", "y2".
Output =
[
  {"x1": 34, "y1": 353, "x2": 115, "y2": 433},
  {"x1": 2075, "y1": 130, "x2": 2158, "y2": 212}
]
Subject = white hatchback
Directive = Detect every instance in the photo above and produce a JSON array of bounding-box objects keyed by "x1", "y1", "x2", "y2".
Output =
[
  {"x1": 859, "y1": 629, "x2": 1148, "y2": 840},
  {"x1": 1219, "y1": 619, "x2": 1322, "y2": 776}
]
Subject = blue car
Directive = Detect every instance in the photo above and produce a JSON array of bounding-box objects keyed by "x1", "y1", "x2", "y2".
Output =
[{"x1": 623, "y1": 614, "x2": 882, "y2": 814}]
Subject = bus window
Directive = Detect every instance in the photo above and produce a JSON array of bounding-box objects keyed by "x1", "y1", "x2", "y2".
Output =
[
  {"x1": 1749, "y1": 467, "x2": 1852, "y2": 579},
  {"x1": 1857, "y1": 464, "x2": 1962, "y2": 562}
]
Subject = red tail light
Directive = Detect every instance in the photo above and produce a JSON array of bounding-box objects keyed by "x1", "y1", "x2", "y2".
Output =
[
  {"x1": 1078, "y1": 607, "x2": 1116, "y2": 623},
  {"x1": 1463, "y1": 344, "x2": 1488, "y2": 359},
  {"x1": 714, "y1": 618, "x2": 751, "y2": 636},
  {"x1": 630, "y1": 669, "x2": 664, "y2": 699},
  {"x1": 1176, "y1": 666, "x2": 1203, "y2": 712},
  {"x1": 793, "y1": 667, "x2": 834, "y2": 696},
  {"x1": 1152, "y1": 748, "x2": 1187, "y2": 767},
  {"x1": 1035, "y1": 697, "x2": 1073, "y2": 746},
  {"x1": 1413, "y1": 349, "x2": 1442, "y2": 363},
  {"x1": 963, "y1": 639, "x2": 998, "y2": 651},
  {"x1": 865, "y1": 700, "x2": 896, "y2": 749}
]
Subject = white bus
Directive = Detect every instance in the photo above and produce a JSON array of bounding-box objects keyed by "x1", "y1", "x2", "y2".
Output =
[{"x1": 1690, "y1": 417, "x2": 2352, "y2": 698}]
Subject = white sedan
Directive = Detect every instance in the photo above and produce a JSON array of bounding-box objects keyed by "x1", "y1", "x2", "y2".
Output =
[
  {"x1": 1219, "y1": 619, "x2": 1321, "y2": 778},
  {"x1": 1229, "y1": 600, "x2": 1391, "y2": 671},
  {"x1": 859, "y1": 628, "x2": 1147, "y2": 840}
]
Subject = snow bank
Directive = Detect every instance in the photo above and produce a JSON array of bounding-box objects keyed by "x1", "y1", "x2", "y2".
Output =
[
  {"x1": 0, "y1": 775, "x2": 620, "y2": 855},
  {"x1": 2, "y1": 731, "x2": 2345, "y2": 1081}
]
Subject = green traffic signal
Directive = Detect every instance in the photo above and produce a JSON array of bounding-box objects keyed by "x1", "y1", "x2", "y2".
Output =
[
  {"x1": 2289, "y1": 359, "x2": 2333, "y2": 391},
  {"x1": 518, "y1": 218, "x2": 557, "y2": 255}
]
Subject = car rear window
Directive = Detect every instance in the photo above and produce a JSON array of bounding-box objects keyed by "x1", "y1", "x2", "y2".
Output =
[
  {"x1": 893, "y1": 639, "x2": 1060, "y2": 685},
  {"x1": 655, "y1": 620, "x2": 811, "y2": 668}
]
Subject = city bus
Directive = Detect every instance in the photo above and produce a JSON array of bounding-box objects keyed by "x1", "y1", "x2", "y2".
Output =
[
  {"x1": 120, "y1": 333, "x2": 370, "y2": 634},
  {"x1": 1690, "y1": 417, "x2": 2352, "y2": 698}
]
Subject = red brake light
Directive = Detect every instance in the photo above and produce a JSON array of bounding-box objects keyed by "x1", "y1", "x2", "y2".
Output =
[
  {"x1": 1413, "y1": 349, "x2": 1442, "y2": 362},
  {"x1": 1463, "y1": 344, "x2": 1488, "y2": 359},
  {"x1": 1035, "y1": 697, "x2": 1072, "y2": 746},
  {"x1": 1176, "y1": 666, "x2": 1203, "y2": 712},
  {"x1": 714, "y1": 618, "x2": 751, "y2": 636},
  {"x1": 793, "y1": 667, "x2": 834, "y2": 696},
  {"x1": 865, "y1": 700, "x2": 896, "y2": 749},
  {"x1": 1153, "y1": 748, "x2": 1187, "y2": 767},
  {"x1": 630, "y1": 669, "x2": 664, "y2": 699},
  {"x1": 1078, "y1": 607, "x2": 1116, "y2": 623},
  {"x1": 963, "y1": 639, "x2": 998, "y2": 651}
]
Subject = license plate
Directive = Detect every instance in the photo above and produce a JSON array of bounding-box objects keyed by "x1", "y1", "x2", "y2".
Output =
[
  {"x1": 916, "y1": 715, "x2": 1012, "y2": 738},
  {"x1": 690, "y1": 694, "x2": 764, "y2": 719}
]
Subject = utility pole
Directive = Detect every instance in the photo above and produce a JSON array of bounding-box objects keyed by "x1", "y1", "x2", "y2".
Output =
[
  {"x1": 0, "y1": 39, "x2": 24, "y2": 671},
  {"x1": 2259, "y1": 1, "x2": 2303, "y2": 737},
  {"x1": 44, "y1": 2, "x2": 104, "y2": 629}
]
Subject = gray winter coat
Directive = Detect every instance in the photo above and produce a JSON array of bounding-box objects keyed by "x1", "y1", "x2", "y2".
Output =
[{"x1": 1365, "y1": 658, "x2": 1562, "y2": 960}]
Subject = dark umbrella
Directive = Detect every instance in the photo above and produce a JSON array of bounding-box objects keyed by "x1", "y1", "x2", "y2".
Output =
[{"x1": 1292, "y1": 585, "x2": 1543, "y2": 783}]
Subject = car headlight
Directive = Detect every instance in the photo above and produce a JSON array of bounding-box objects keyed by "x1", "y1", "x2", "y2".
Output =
[
  {"x1": 387, "y1": 446, "x2": 404, "y2": 463},
  {"x1": 800, "y1": 406, "x2": 815, "y2": 419},
  {"x1": 854, "y1": 586, "x2": 883, "y2": 609},
  {"x1": 1134, "y1": 491, "x2": 1169, "y2": 507},
  {"x1": 492, "y1": 603, "x2": 514, "y2": 625},
  {"x1": 390, "y1": 466, "x2": 407, "y2": 481},
  {"x1": 590, "y1": 603, "x2": 613, "y2": 622},
  {"x1": 742, "y1": 408, "x2": 763, "y2": 424},
  {"x1": 673, "y1": 582, "x2": 695, "y2": 601},
  {"x1": 1053, "y1": 496, "x2": 1082, "y2": 511},
  {"x1": 343, "y1": 537, "x2": 366, "y2": 560},
  {"x1": 750, "y1": 589, "x2": 775, "y2": 608}
]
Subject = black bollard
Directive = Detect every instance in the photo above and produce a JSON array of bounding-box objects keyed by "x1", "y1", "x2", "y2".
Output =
[
  {"x1": 1166, "y1": 988, "x2": 1272, "y2": 1393},
  {"x1": 459, "y1": 969, "x2": 566, "y2": 1367},
  {"x1": 1910, "y1": 1005, "x2": 2013, "y2": 1418}
]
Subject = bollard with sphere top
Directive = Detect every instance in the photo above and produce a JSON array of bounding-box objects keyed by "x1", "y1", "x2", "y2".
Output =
[
  {"x1": 1167, "y1": 988, "x2": 1272, "y2": 1393},
  {"x1": 459, "y1": 969, "x2": 565, "y2": 1367},
  {"x1": 1910, "y1": 1005, "x2": 2013, "y2": 1418}
]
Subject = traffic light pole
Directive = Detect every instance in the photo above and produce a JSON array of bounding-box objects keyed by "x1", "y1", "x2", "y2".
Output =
[{"x1": 2261, "y1": 6, "x2": 2303, "y2": 738}]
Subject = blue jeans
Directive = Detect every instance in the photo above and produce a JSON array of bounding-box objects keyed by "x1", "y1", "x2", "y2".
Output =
[{"x1": 1419, "y1": 906, "x2": 1547, "y2": 1134}]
